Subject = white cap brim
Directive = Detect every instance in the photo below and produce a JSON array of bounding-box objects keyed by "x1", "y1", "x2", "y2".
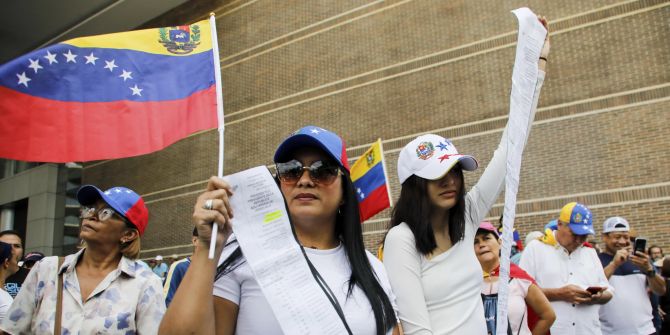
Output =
[{"x1": 414, "y1": 155, "x2": 478, "y2": 181}]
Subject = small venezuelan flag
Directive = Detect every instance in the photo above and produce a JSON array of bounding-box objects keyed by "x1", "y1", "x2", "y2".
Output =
[
  {"x1": 0, "y1": 19, "x2": 218, "y2": 162},
  {"x1": 351, "y1": 139, "x2": 392, "y2": 222}
]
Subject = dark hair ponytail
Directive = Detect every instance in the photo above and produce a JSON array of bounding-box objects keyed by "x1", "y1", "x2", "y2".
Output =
[{"x1": 338, "y1": 169, "x2": 396, "y2": 335}]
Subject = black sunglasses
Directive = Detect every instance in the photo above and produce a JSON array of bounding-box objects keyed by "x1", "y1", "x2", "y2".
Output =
[{"x1": 276, "y1": 160, "x2": 341, "y2": 185}]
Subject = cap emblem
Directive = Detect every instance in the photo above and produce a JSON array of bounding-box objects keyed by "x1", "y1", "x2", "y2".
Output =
[{"x1": 415, "y1": 142, "x2": 435, "y2": 160}]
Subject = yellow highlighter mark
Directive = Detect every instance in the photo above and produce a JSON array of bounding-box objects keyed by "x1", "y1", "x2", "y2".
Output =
[{"x1": 263, "y1": 210, "x2": 283, "y2": 224}]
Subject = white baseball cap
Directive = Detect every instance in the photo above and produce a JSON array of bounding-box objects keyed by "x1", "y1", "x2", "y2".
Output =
[
  {"x1": 603, "y1": 216, "x2": 630, "y2": 233},
  {"x1": 397, "y1": 134, "x2": 478, "y2": 184},
  {"x1": 155, "y1": 255, "x2": 163, "y2": 261}
]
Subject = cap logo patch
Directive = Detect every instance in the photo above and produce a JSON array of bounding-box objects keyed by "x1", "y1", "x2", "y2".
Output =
[
  {"x1": 415, "y1": 142, "x2": 435, "y2": 160},
  {"x1": 573, "y1": 213, "x2": 583, "y2": 223}
]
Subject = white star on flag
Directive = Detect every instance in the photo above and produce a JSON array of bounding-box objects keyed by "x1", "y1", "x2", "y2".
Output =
[
  {"x1": 44, "y1": 51, "x2": 58, "y2": 65},
  {"x1": 84, "y1": 53, "x2": 98, "y2": 65},
  {"x1": 16, "y1": 72, "x2": 31, "y2": 87},
  {"x1": 125, "y1": 190, "x2": 132, "y2": 193},
  {"x1": 119, "y1": 70, "x2": 133, "y2": 81},
  {"x1": 130, "y1": 84, "x2": 143, "y2": 96},
  {"x1": 310, "y1": 128, "x2": 320, "y2": 134},
  {"x1": 104, "y1": 60, "x2": 118, "y2": 72},
  {"x1": 104, "y1": 191, "x2": 111, "y2": 195},
  {"x1": 28, "y1": 59, "x2": 43, "y2": 73},
  {"x1": 63, "y1": 50, "x2": 77, "y2": 63},
  {"x1": 115, "y1": 188, "x2": 122, "y2": 193}
]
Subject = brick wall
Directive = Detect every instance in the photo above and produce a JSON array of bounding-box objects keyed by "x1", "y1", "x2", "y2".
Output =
[{"x1": 83, "y1": 0, "x2": 670, "y2": 258}]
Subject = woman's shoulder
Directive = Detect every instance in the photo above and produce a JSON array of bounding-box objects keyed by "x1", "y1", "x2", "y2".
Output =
[{"x1": 386, "y1": 222, "x2": 413, "y2": 238}]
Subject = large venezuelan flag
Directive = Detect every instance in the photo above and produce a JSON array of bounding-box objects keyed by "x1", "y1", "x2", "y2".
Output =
[
  {"x1": 0, "y1": 19, "x2": 218, "y2": 162},
  {"x1": 351, "y1": 139, "x2": 392, "y2": 222}
]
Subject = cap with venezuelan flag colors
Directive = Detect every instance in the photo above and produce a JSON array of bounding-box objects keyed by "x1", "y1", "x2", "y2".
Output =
[
  {"x1": 274, "y1": 126, "x2": 349, "y2": 171},
  {"x1": 77, "y1": 185, "x2": 149, "y2": 236},
  {"x1": 559, "y1": 202, "x2": 594, "y2": 235}
]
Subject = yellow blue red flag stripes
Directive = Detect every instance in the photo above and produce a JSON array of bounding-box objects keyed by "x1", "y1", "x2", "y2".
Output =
[
  {"x1": 351, "y1": 139, "x2": 392, "y2": 222},
  {"x1": 0, "y1": 19, "x2": 218, "y2": 162}
]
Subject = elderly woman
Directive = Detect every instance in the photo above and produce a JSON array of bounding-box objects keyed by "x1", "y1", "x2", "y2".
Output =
[
  {"x1": 475, "y1": 222, "x2": 555, "y2": 335},
  {"x1": 160, "y1": 125, "x2": 398, "y2": 335},
  {"x1": 0, "y1": 185, "x2": 165, "y2": 334}
]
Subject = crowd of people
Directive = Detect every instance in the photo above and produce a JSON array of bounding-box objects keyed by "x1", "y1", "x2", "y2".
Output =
[{"x1": 0, "y1": 14, "x2": 667, "y2": 335}]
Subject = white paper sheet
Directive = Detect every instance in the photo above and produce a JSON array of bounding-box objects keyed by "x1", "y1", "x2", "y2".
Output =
[
  {"x1": 223, "y1": 166, "x2": 348, "y2": 334},
  {"x1": 496, "y1": 8, "x2": 547, "y2": 335}
]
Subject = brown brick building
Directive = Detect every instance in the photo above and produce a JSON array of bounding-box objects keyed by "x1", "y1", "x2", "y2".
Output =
[{"x1": 81, "y1": 0, "x2": 670, "y2": 259}]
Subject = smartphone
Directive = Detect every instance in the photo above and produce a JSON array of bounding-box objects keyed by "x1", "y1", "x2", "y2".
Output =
[
  {"x1": 634, "y1": 238, "x2": 647, "y2": 255},
  {"x1": 586, "y1": 286, "x2": 604, "y2": 295}
]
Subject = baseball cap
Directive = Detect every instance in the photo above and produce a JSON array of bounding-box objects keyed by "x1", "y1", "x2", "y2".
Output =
[
  {"x1": 603, "y1": 216, "x2": 630, "y2": 233},
  {"x1": 23, "y1": 251, "x2": 45, "y2": 263},
  {"x1": 274, "y1": 125, "x2": 349, "y2": 171},
  {"x1": 397, "y1": 134, "x2": 478, "y2": 184},
  {"x1": 558, "y1": 202, "x2": 594, "y2": 235},
  {"x1": 155, "y1": 255, "x2": 163, "y2": 261},
  {"x1": 477, "y1": 221, "x2": 499, "y2": 238},
  {"x1": 77, "y1": 185, "x2": 149, "y2": 236}
]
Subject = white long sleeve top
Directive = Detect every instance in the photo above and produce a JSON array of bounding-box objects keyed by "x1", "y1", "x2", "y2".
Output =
[{"x1": 383, "y1": 72, "x2": 545, "y2": 335}]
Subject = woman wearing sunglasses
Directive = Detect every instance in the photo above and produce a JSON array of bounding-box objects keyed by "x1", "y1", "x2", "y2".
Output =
[
  {"x1": 0, "y1": 185, "x2": 165, "y2": 334},
  {"x1": 160, "y1": 126, "x2": 398, "y2": 335},
  {"x1": 382, "y1": 17, "x2": 550, "y2": 335}
]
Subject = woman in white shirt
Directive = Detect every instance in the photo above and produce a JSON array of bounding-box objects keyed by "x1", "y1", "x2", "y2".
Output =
[
  {"x1": 382, "y1": 16, "x2": 550, "y2": 335},
  {"x1": 160, "y1": 125, "x2": 398, "y2": 335},
  {"x1": 475, "y1": 221, "x2": 555, "y2": 335}
]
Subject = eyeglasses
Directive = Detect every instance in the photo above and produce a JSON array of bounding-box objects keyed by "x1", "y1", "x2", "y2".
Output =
[
  {"x1": 276, "y1": 160, "x2": 341, "y2": 185},
  {"x1": 80, "y1": 206, "x2": 119, "y2": 222}
]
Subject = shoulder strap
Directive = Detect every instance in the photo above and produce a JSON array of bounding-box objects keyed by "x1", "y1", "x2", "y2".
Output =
[{"x1": 55, "y1": 256, "x2": 64, "y2": 335}]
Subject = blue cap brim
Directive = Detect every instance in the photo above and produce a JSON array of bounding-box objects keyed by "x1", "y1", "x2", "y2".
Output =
[{"x1": 569, "y1": 223, "x2": 594, "y2": 235}]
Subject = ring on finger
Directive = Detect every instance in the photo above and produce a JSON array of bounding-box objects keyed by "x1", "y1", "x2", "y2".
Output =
[{"x1": 203, "y1": 199, "x2": 214, "y2": 210}]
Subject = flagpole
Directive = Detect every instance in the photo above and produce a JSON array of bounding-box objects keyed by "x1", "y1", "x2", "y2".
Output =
[
  {"x1": 377, "y1": 138, "x2": 393, "y2": 207},
  {"x1": 209, "y1": 13, "x2": 225, "y2": 259}
]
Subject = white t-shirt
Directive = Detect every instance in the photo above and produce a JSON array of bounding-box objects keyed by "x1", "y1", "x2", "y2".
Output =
[
  {"x1": 519, "y1": 236, "x2": 612, "y2": 335},
  {"x1": 0, "y1": 289, "x2": 13, "y2": 323},
  {"x1": 481, "y1": 278, "x2": 532, "y2": 335},
  {"x1": 383, "y1": 72, "x2": 545, "y2": 335},
  {"x1": 213, "y1": 243, "x2": 397, "y2": 335}
]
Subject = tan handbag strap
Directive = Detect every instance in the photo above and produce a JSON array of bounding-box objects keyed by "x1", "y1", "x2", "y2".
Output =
[{"x1": 55, "y1": 256, "x2": 64, "y2": 335}]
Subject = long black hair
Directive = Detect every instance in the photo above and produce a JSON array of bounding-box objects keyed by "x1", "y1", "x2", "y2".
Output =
[
  {"x1": 389, "y1": 166, "x2": 466, "y2": 255},
  {"x1": 215, "y1": 168, "x2": 396, "y2": 335}
]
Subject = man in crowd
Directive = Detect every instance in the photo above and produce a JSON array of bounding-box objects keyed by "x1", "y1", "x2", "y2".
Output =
[
  {"x1": 0, "y1": 230, "x2": 26, "y2": 298},
  {"x1": 598, "y1": 216, "x2": 665, "y2": 335},
  {"x1": 152, "y1": 255, "x2": 168, "y2": 282},
  {"x1": 163, "y1": 227, "x2": 198, "y2": 306},
  {"x1": 520, "y1": 202, "x2": 613, "y2": 335}
]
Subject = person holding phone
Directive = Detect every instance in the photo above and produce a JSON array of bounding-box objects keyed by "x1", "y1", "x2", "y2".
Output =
[
  {"x1": 519, "y1": 202, "x2": 613, "y2": 335},
  {"x1": 598, "y1": 216, "x2": 666, "y2": 335}
]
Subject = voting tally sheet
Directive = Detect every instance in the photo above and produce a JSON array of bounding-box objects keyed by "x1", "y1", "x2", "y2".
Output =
[
  {"x1": 222, "y1": 166, "x2": 348, "y2": 334},
  {"x1": 496, "y1": 8, "x2": 547, "y2": 335}
]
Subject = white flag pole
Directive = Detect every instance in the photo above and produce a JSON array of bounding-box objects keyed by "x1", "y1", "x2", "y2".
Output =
[
  {"x1": 209, "y1": 13, "x2": 225, "y2": 259},
  {"x1": 377, "y1": 138, "x2": 393, "y2": 207}
]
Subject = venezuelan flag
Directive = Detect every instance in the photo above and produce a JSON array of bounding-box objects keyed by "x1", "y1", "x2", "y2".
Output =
[
  {"x1": 351, "y1": 139, "x2": 391, "y2": 222},
  {"x1": 0, "y1": 19, "x2": 218, "y2": 162}
]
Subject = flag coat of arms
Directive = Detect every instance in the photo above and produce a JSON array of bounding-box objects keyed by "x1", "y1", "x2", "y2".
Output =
[
  {"x1": 0, "y1": 19, "x2": 218, "y2": 162},
  {"x1": 350, "y1": 139, "x2": 392, "y2": 222}
]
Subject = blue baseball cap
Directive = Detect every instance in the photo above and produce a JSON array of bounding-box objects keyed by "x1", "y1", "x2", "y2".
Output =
[
  {"x1": 559, "y1": 202, "x2": 594, "y2": 235},
  {"x1": 274, "y1": 125, "x2": 350, "y2": 171},
  {"x1": 77, "y1": 185, "x2": 149, "y2": 236}
]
